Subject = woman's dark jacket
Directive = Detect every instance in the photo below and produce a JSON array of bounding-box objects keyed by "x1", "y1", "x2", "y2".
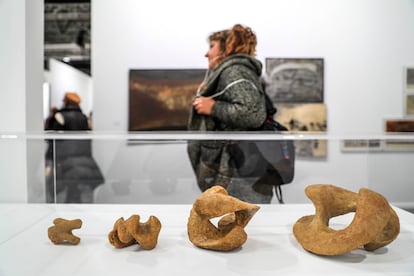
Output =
[
  {"x1": 187, "y1": 54, "x2": 267, "y2": 194},
  {"x1": 45, "y1": 105, "x2": 104, "y2": 194}
]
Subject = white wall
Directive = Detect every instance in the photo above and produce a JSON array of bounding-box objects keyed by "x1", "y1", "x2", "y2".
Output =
[
  {"x1": 1, "y1": 0, "x2": 414, "y2": 205},
  {"x1": 93, "y1": 0, "x2": 414, "y2": 134},
  {"x1": 0, "y1": 0, "x2": 26, "y2": 132},
  {"x1": 0, "y1": 0, "x2": 43, "y2": 202}
]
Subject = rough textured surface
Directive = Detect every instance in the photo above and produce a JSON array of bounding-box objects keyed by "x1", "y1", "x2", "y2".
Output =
[
  {"x1": 48, "y1": 218, "x2": 82, "y2": 245},
  {"x1": 108, "y1": 214, "x2": 161, "y2": 250},
  {"x1": 293, "y1": 184, "x2": 400, "y2": 256},
  {"x1": 187, "y1": 185, "x2": 260, "y2": 251}
]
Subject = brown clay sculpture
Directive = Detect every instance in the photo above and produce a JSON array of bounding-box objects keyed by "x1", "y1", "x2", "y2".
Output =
[
  {"x1": 293, "y1": 184, "x2": 400, "y2": 256},
  {"x1": 108, "y1": 214, "x2": 162, "y2": 250},
  {"x1": 48, "y1": 218, "x2": 82, "y2": 245},
  {"x1": 187, "y1": 185, "x2": 260, "y2": 251}
]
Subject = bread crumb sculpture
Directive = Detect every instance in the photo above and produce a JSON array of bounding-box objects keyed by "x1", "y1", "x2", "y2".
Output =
[
  {"x1": 108, "y1": 214, "x2": 161, "y2": 250},
  {"x1": 187, "y1": 185, "x2": 260, "y2": 251},
  {"x1": 48, "y1": 218, "x2": 82, "y2": 245},
  {"x1": 293, "y1": 184, "x2": 400, "y2": 256}
]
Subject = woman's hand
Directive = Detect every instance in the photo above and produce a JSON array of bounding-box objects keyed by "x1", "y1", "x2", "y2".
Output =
[{"x1": 193, "y1": 97, "x2": 215, "y2": 115}]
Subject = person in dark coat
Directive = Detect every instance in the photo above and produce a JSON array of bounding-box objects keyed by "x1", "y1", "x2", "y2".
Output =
[
  {"x1": 45, "y1": 92, "x2": 104, "y2": 203},
  {"x1": 187, "y1": 24, "x2": 278, "y2": 203}
]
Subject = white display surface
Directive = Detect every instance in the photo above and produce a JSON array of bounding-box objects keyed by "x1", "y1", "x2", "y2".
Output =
[{"x1": 0, "y1": 203, "x2": 413, "y2": 276}]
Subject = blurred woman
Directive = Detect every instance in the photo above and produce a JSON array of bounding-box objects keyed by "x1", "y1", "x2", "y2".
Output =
[{"x1": 187, "y1": 24, "x2": 275, "y2": 203}]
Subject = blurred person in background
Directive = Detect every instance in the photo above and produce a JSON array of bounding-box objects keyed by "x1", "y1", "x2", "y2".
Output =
[{"x1": 45, "y1": 92, "x2": 104, "y2": 203}]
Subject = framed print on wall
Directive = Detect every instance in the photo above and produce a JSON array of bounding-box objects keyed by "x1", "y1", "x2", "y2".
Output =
[
  {"x1": 383, "y1": 118, "x2": 414, "y2": 151},
  {"x1": 404, "y1": 94, "x2": 414, "y2": 117},
  {"x1": 274, "y1": 103, "x2": 327, "y2": 132},
  {"x1": 128, "y1": 69, "x2": 206, "y2": 131},
  {"x1": 274, "y1": 103, "x2": 327, "y2": 158},
  {"x1": 341, "y1": 139, "x2": 382, "y2": 152},
  {"x1": 404, "y1": 67, "x2": 414, "y2": 91},
  {"x1": 385, "y1": 118, "x2": 414, "y2": 133},
  {"x1": 264, "y1": 58, "x2": 324, "y2": 103},
  {"x1": 402, "y1": 67, "x2": 414, "y2": 118}
]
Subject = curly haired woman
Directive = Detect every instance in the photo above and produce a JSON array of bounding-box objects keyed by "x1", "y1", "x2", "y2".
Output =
[{"x1": 187, "y1": 24, "x2": 277, "y2": 203}]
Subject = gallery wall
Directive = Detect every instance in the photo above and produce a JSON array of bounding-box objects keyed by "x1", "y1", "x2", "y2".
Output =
[
  {"x1": 0, "y1": 0, "x2": 43, "y2": 203},
  {"x1": 93, "y1": 0, "x2": 414, "y2": 134},
  {"x1": 1, "y1": 0, "x2": 414, "y2": 206},
  {"x1": 88, "y1": 0, "x2": 414, "y2": 206}
]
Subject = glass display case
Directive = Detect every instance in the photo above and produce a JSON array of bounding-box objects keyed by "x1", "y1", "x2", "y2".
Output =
[{"x1": 2, "y1": 131, "x2": 413, "y2": 208}]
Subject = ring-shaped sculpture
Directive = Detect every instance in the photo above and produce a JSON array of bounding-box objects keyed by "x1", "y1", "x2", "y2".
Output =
[{"x1": 293, "y1": 184, "x2": 400, "y2": 256}]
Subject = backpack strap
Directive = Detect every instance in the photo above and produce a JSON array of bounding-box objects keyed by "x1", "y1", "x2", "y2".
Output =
[
  {"x1": 274, "y1": 185, "x2": 284, "y2": 204},
  {"x1": 208, "y1": 79, "x2": 260, "y2": 99}
]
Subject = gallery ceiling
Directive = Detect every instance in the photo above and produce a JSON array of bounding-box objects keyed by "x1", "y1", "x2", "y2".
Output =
[{"x1": 44, "y1": 0, "x2": 91, "y2": 75}]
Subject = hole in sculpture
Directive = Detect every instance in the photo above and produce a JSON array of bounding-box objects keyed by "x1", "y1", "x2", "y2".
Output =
[{"x1": 328, "y1": 212, "x2": 355, "y2": 230}]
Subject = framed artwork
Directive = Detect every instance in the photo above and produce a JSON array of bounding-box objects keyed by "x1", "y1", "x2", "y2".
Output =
[
  {"x1": 404, "y1": 67, "x2": 414, "y2": 91},
  {"x1": 264, "y1": 58, "x2": 324, "y2": 103},
  {"x1": 340, "y1": 138, "x2": 414, "y2": 152},
  {"x1": 274, "y1": 103, "x2": 327, "y2": 158},
  {"x1": 128, "y1": 69, "x2": 206, "y2": 131},
  {"x1": 341, "y1": 139, "x2": 382, "y2": 152},
  {"x1": 274, "y1": 103, "x2": 327, "y2": 132},
  {"x1": 385, "y1": 119, "x2": 414, "y2": 133},
  {"x1": 404, "y1": 94, "x2": 414, "y2": 117},
  {"x1": 383, "y1": 139, "x2": 414, "y2": 151},
  {"x1": 382, "y1": 118, "x2": 414, "y2": 151}
]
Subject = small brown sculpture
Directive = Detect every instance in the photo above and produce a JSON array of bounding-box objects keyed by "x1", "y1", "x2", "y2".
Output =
[
  {"x1": 293, "y1": 184, "x2": 400, "y2": 256},
  {"x1": 48, "y1": 218, "x2": 82, "y2": 245},
  {"x1": 108, "y1": 214, "x2": 161, "y2": 250},
  {"x1": 187, "y1": 185, "x2": 260, "y2": 251}
]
